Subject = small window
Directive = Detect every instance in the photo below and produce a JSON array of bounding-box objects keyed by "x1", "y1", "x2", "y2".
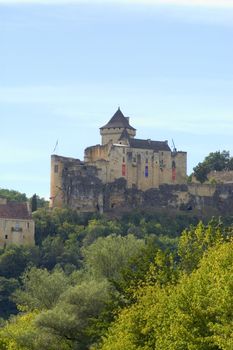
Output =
[
  {"x1": 146, "y1": 158, "x2": 148, "y2": 164},
  {"x1": 5, "y1": 235, "x2": 8, "y2": 239},
  {"x1": 54, "y1": 164, "x2": 58, "y2": 173},
  {"x1": 123, "y1": 157, "x2": 125, "y2": 163},
  {"x1": 27, "y1": 222, "x2": 30, "y2": 229},
  {"x1": 123, "y1": 148, "x2": 125, "y2": 154}
]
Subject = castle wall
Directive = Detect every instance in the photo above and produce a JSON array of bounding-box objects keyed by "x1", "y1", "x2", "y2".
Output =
[
  {"x1": 84, "y1": 144, "x2": 109, "y2": 163},
  {"x1": 172, "y1": 151, "x2": 187, "y2": 184},
  {"x1": 50, "y1": 155, "x2": 84, "y2": 208},
  {"x1": 207, "y1": 170, "x2": 233, "y2": 183},
  {"x1": 188, "y1": 183, "x2": 216, "y2": 197}
]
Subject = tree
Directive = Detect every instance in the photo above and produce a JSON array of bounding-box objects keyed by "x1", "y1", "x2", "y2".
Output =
[
  {"x1": 193, "y1": 150, "x2": 232, "y2": 183},
  {"x1": 0, "y1": 246, "x2": 39, "y2": 279},
  {"x1": 82, "y1": 234, "x2": 145, "y2": 282},
  {"x1": 13, "y1": 267, "x2": 71, "y2": 312},
  {"x1": 30, "y1": 194, "x2": 37, "y2": 212},
  {"x1": 98, "y1": 240, "x2": 233, "y2": 350},
  {"x1": 0, "y1": 188, "x2": 27, "y2": 202},
  {"x1": 178, "y1": 220, "x2": 225, "y2": 273},
  {"x1": 0, "y1": 277, "x2": 19, "y2": 319},
  {"x1": 34, "y1": 279, "x2": 114, "y2": 350}
]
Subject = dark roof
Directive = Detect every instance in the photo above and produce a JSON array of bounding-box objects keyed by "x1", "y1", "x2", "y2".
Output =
[
  {"x1": 119, "y1": 128, "x2": 130, "y2": 141},
  {"x1": 100, "y1": 108, "x2": 136, "y2": 130},
  {"x1": 0, "y1": 202, "x2": 31, "y2": 220},
  {"x1": 129, "y1": 138, "x2": 171, "y2": 152}
]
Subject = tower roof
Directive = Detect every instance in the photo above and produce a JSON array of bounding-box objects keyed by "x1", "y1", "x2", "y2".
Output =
[{"x1": 100, "y1": 108, "x2": 136, "y2": 130}]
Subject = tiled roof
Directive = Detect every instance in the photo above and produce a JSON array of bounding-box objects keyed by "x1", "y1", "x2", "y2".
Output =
[
  {"x1": 129, "y1": 138, "x2": 171, "y2": 151},
  {"x1": 0, "y1": 202, "x2": 31, "y2": 220},
  {"x1": 100, "y1": 108, "x2": 136, "y2": 130}
]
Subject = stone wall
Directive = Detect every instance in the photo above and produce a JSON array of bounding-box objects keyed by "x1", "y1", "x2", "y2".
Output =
[{"x1": 0, "y1": 218, "x2": 35, "y2": 247}]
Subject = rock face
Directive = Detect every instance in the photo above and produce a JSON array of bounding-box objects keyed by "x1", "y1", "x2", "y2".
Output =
[{"x1": 57, "y1": 166, "x2": 233, "y2": 215}]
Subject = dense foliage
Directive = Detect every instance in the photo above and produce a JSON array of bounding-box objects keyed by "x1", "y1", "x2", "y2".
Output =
[
  {"x1": 0, "y1": 204, "x2": 233, "y2": 349},
  {"x1": 193, "y1": 150, "x2": 233, "y2": 183}
]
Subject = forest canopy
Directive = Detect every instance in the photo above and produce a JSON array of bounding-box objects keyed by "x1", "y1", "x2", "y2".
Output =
[{"x1": 0, "y1": 204, "x2": 232, "y2": 349}]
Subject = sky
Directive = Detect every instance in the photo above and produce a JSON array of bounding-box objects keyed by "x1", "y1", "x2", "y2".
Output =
[{"x1": 0, "y1": 0, "x2": 233, "y2": 199}]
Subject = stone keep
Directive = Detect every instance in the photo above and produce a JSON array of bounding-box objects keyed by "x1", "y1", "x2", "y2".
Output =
[{"x1": 50, "y1": 109, "x2": 187, "y2": 211}]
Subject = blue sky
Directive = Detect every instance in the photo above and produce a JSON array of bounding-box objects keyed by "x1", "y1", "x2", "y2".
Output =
[{"x1": 0, "y1": 0, "x2": 233, "y2": 198}]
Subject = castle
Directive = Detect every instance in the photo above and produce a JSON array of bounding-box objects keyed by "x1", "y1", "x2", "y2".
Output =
[{"x1": 50, "y1": 108, "x2": 187, "y2": 212}]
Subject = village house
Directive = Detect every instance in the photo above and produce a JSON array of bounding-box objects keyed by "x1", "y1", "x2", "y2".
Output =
[{"x1": 0, "y1": 198, "x2": 35, "y2": 247}]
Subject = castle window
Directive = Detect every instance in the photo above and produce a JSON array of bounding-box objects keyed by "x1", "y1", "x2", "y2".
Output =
[
  {"x1": 123, "y1": 157, "x2": 125, "y2": 163},
  {"x1": 123, "y1": 148, "x2": 125, "y2": 154},
  {"x1": 146, "y1": 158, "x2": 148, "y2": 164},
  {"x1": 145, "y1": 166, "x2": 149, "y2": 177},
  {"x1": 5, "y1": 235, "x2": 8, "y2": 239},
  {"x1": 12, "y1": 223, "x2": 22, "y2": 232},
  {"x1": 54, "y1": 165, "x2": 58, "y2": 173},
  {"x1": 27, "y1": 222, "x2": 30, "y2": 229}
]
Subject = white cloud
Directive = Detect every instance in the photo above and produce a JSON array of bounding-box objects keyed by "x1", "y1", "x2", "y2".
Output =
[{"x1": 0, "y1": 0, "x2": 233, "y2": 7}]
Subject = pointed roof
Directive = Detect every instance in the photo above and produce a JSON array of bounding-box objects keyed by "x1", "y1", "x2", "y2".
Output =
[
  {"x1": 100, "y1": 108, "x2": 136, "y2": 130},
  {"x1": 119, "y1": 128, "x2": 131, "y2": 141}
]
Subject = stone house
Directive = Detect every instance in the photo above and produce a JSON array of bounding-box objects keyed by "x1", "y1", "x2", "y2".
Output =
[{"x1": 0, "y1": 198, "x2": 35, "y2": 247}]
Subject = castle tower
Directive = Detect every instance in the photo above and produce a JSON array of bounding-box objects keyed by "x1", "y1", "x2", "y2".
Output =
[
  {"x1": 100, "y1": 108, "x2": 136, "y2": 145},
  {"x1": 50, "y1": 155, "x2": 65, "y2": 208}
]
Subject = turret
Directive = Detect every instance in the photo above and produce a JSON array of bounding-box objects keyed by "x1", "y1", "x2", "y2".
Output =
[{"x1": 100, "y1": 108, "x2": 136, "y2": 145}]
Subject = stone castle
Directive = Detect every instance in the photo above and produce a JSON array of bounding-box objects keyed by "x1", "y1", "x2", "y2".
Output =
[
  {"x1": 50, "y1": 109, "x2": 187, "y2": 211},
  {"x1": 50, "y1": 109, "x2": 233, "y2": 215}
]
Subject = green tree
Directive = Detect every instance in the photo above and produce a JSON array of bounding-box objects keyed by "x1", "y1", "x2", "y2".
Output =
[
  {"x1": 98, "y1": 240, "x2": 233, "y2": 350},
  {"x1": 0, "y1": 189, "x2": 27, "y2": 202},
  {"x1": 193, "y1": 150, "x2": 232, "y2": 183},
  {"x1": 13, "y1": 267, "x2": 71, "y2": 312},
  {"x1": 35, "y1": 279, "x2": 114, "y2": 350},
  {"x1": 0, "y1": 277, "x2": 19, "y2": 319},
  {"x1": 82, "y1": 234, "x2": 145, "y2": 282},
  {"x1": 178, "y1": 220, "x2": 225, "y2": 273},
  {"x1": 0, "y1": 246, "x2": 39, "y2": 279},
  {"x1": 30, "y1": 194, "x2": 37, "y2": 212}
]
